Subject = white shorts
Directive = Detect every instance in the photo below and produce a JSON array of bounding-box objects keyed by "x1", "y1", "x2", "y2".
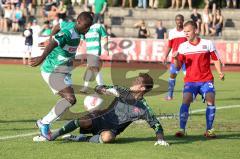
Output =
[
  {"x1": 87, "y1": 54, "x2": 100, "y2": 67},
  {"x1": 24, "y1": 45, "x2": 32, "y2": 54},
  {"x1": 41, "y1": 71, "x2": 72, "y2": 94}
]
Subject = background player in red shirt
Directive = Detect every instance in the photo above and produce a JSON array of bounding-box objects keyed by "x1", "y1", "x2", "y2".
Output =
[
  {"x1": 163, "y1": 14, "x2": 187, "y2": 100},
  {"x1": 173, "y1": 21, "x2": 224, "y2": 138}
]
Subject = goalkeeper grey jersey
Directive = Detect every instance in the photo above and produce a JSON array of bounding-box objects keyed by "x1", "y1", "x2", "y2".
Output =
[{"x1": 95, "y1": 85, "x2": 164, "y2": 135}]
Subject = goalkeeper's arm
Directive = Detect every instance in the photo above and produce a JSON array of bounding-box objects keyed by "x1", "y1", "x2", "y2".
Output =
[{"x1": 95, "y1": 85, "x2": 119, "y2": 97}]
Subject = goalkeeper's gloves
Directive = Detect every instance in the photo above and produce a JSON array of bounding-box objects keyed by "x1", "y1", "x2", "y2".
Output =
[
  {"x1": 154, "y1": 140, "x2": 169, "y2": 146},
  {"x1": 105, "y1": 88, "x2": 120, "y2": 97}
]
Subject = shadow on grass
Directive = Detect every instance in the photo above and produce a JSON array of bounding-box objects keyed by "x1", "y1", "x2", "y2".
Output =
[
  {"x1": 216, "y1": 97, "x2": 240, "y2": 101},
  {"x1": 114, "y1": 133, "x2": 240, "y2": 145}
]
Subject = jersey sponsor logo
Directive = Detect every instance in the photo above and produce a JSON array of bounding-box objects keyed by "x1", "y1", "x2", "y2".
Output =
[
  {"x1": 202, "y1": 45, "x2": 207, "y2": 49},
  {"x1": 57, "y1": 32, "x2": 65, "y2": 36}
]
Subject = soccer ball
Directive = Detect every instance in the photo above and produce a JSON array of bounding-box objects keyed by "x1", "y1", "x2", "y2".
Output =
[
  {"x1": 23, "y1": 30, "x2": 31, "y2": 37},
  {"x1": 83, "y1": 94, "x2": 103, "y2": 112}
]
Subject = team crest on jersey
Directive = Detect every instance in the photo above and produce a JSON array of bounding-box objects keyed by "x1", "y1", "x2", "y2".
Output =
[
  {"x1": 133, "y1": 107, "x2": 141, "y2": 113},
  {"x1": 202, "y1": 45, "x2": 207, "y2": 49}
]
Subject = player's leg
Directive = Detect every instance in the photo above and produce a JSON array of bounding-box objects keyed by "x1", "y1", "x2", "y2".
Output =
[
  {"x1": 175, "y1": 83, "x2": 197, "y2": 137},
  {"x1": 37, "y1": 72, "x2": 76, "y2": 139},
  {"x1": 27, "y1": 46, "x2": 32, "y2": 65},
  {"x1": 50, "y1": 118, "x2": 92, "y2": 141},
  {"x1": 166, "y1": 63, "x2": 178, "y2": 100},
  {"x1": 81, "y1": 55, "x2": 104, "y2": 93},
  {"x1": 200, "y1": 82, "x2": 216, "y2": 138}
]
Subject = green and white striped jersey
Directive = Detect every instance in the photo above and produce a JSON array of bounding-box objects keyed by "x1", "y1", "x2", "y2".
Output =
[
  {"x1": 83, "y1": 23, "x2": 107, "y2": 56},
  {"x1": 41, "y1": 22, "x2": 83, "y2": 73}
]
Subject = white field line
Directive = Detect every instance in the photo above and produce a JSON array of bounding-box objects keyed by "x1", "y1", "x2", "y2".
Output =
[{"x1": 0, "y1": 105, "x2": 240, "y2": 141}]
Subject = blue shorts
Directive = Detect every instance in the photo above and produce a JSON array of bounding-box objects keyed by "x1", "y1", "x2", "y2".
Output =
[
  {"x1": 183, "y1": 81, "x2": 215, "y2": 102},
  {"x1": 170, "y1": 63, "x2": 186, "y2": 75}
]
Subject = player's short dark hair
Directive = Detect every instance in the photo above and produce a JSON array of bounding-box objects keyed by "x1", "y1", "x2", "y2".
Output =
[
  {"x1": 184, "y1": 20, "x2": 198, "y2": 29},
  {"x1": 175, "y1": 14, "x2": 184, "y2": 21},
  {"x1": 77, "y1": 11, "x2": 93, "y2": 26},
  {"x1": 139, "y1": 73, "x2": 154, "y2": 93}
]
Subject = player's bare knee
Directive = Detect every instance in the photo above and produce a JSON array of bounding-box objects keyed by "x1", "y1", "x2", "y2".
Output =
[
  {"x1": 205, "y1": 93, "x2": 215, "y2": 105},
  {"x1": 89, "y1": 66, "x2": 99, "y2": 72},
  {"x1": 183, "y1": 93, "x2": 193, "y2": 104},
  {"x1": 65, "y1": 95, "x2": 77, "y2": 105},
  {"x1": 100, "y1": 131, "x2": 115, "y2": 143}
]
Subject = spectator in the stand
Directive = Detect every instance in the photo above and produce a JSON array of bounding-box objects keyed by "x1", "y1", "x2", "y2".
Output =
[
  {"x1": 72, "y1": 0, "x2": 82, "y2": 6},
  {"x1": 40, "y1": 20, "x2": 52, "y2": 36},
  {"x1": 106, "y1": 25, "x2": 116, "y2": 37},
  {"x1": 201, "y1": 7, "x2": 211, "y2": 36},
  {"x1": 25, "y1": 0, "x2": 33, "y2": 15},
  {"x1": 12, "y1": 5, "x2": 24, "y2": 32},
  {"x1": 149, "y1": 0, "x2": 158, "y2": 9},
  {"x1": 57, "y1": 0, "x2": 67, "y2": 20},
  {"x1": 204, "y1": 0, "x2": 216, "y2": 10},
  {"x1": 155, "y1": 20, "x2": 167, "y2": 39},
  {"x1": 84, "y1": 0, "x2": 95, "y2": 11},
  {"x1": 213, "y1": 8, "x2": 223, "y2": 36},
  {"x1": 226, "y1": 0, "x2": 237, "y2": 8},
  {"x1": 47, "y1": 5, "x2": 58, "y2": 21},
  {"x1": 3, "y1": 3, "x2": 13, "y2": 32},
  {"x1": 181, "y1": 0, "x2": 192, "y2": 10},
  {"x1": 190, "y1": 8, "x2": 201, "y2": 34},
  {"x1": 93, "y1": 0, "x2": 107, "y2": 24},
  {"x1": 208, "y1": 7, "x2": 217, "y2": 36},
  {"x1": 64, "y1": 0, "x2": 74, "y2": 17},
  {"x1": 122, "y1": 0, "x2": 132, "y2": 8},
  {"x1": 43, "y1": 0, "x2": 57, "y2": 18},
  {"x1": 134, "y1": 19, "x2": 150, "y2": 39},
  {"x1": 137, "y1": 0, "x2": 147, "y2": 9},
  {"x1": 0, "y1": 0, "x2": 4, "y2": 31},
  {"x1": 170, "y1": 0, "x2": 180, "y2": 9}
]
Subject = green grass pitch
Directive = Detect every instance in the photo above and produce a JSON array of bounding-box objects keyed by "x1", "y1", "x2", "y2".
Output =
[{"x1": 0, "y1": 64, "x2": 240, "y2": 159}]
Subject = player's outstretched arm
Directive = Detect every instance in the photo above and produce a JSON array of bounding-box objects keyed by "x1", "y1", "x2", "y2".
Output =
[
  {"x1": 29, "y1": 39, "x2": 58, "y2": 67},
  {"x1": 95, "y1": 85, "x2": 120, "y2": 97},
  {"x1": 213, "y1": 60, "x2": 225, "y2": 80}
]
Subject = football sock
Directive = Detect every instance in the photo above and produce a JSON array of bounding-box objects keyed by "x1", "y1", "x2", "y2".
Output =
[
  {"x1": 168, "y1": 78, "x2": 176, "y2": 98},
  {"x1": 95, "y1": 72, "x2": 104, "y2": 85},
  {"x1": 88, "y1": 135, "x2": 103, "y2": 143},
  {"x1": 41, "y1": 98, "x2": 72, "y2": 124},
  {"x1": 83, "y1": 69, "x2": 93, "y2": 87},
  {"x1": 179, "y1": 103, "x2": 190, "y2": 130},
  {"x1": 51, "y1": 120, "x2": 80, "y2": 140},
  {"x1": 206, "y1": 105, "x2": 216, "y2": 130}
]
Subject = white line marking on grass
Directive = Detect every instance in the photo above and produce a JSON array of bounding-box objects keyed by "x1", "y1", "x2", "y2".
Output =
[
  {"x1": 0, "y1": 105, "x2": 240, "y2": 141},
  {"x1": 0, "y1": 132, "x2": 39, "y2": 140}
]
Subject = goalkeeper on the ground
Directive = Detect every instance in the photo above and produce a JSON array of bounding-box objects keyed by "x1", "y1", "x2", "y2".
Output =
[{"x1": 34, "y1": 73, "x2": 169, "y2": 146}]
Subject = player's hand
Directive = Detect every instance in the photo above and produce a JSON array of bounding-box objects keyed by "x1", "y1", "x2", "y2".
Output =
[
  {"x1": 105, "y1": 88, "x2": 120, "y2": 97},
  {"x1": 162, "y1": 56, "x2": 168, "y2": 65},
  {"x1": 219, "y1": 72, "x2": 225, "y2": 81},
  {"x1": 172, "y1": 51, "x2": 179, "y2": 59},
  {"x1": 154, "y1": 140, "x2": 169, "y2": 147},
  {"x1": 29, "y1": 56, "x2": 44, "y2": 67}
]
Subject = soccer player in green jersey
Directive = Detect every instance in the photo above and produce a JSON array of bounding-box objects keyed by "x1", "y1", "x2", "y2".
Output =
[
  {"x1": 29, "y1": 12, "x2": 93, "y2": 141},
  {"x1": 80, "y1": 23, "x2": 108, "y2": 93}
]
